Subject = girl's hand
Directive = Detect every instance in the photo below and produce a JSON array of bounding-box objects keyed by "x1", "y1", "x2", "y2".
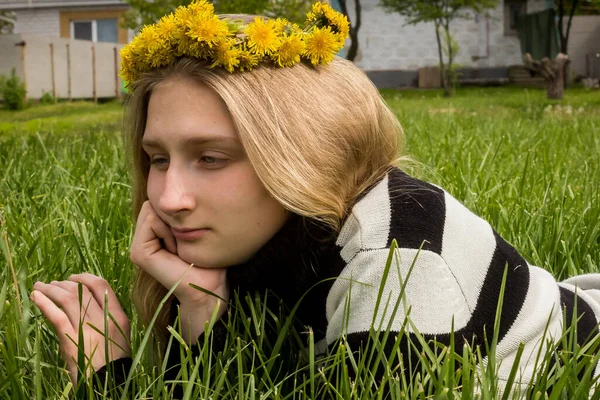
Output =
[
  {"x1": 129, "y1": 201, "x2": 229, "y2": 343},
  {"x1": 31, "y1": 273, "x2": 131, "y2": 384}
]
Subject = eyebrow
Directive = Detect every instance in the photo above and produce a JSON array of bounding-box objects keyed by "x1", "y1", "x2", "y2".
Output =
[{"x1": 142, "y1": 136, "x2": 240, "y2": 148}]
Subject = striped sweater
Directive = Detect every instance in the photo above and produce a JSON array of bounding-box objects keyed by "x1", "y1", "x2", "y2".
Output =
[
  {"x1": 100, "y1": 167, "x2": 600, "y2": 393},
  {"x1": 226, "y1": 167, "x2": 600, "y2": 389}
]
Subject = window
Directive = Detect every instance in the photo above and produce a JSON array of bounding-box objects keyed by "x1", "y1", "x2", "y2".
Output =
[
  {"x1": 504, "y1": 0, "x2": 526, "y2": 36},
  {"x1": 71, "y1": 18, "x2": 118, "y2": 42}
]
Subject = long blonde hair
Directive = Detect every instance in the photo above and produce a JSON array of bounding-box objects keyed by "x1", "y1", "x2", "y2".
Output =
[{"x1": 125, "y1": 54, "x2": 403, "y2": 344}]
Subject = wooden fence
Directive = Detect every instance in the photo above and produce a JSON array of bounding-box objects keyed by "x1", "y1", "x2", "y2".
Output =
[{"x1": 0, "y1": 34, "x2": 124, "y2": 101}]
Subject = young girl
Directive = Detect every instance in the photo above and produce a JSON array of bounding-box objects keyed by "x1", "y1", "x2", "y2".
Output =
[{"x1": 31, "y1": 1, "x2": 600, "y2": 395}]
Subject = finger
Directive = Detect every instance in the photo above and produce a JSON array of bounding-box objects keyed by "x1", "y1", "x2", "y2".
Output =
[
  {"x1": 68, "y1": 274, "x2": 126, "y2": 318},
  {"x1": 31, "y1": 290, "x2": 78, "y2": 356},
  {"x1": 147, "y1": 213, "x2": 177, "y2": 254},
  {"x1": 50, "y1": 280, "x2": 107, "y2": 322},
  {"x1": 139, "y1": 250, "x2": 193, "y2": 295},
  {"x1": 134, "y1": 201, "x2": 153, "y2": 232},
  {"x1": 133, "y1": 206, "x2": 177, "y2": 255},
  {"x1": 33, "y1": 281, "x2": 102, "y2": 327}
]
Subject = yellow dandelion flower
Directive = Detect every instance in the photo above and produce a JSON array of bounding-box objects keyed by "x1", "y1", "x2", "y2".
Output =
[
  {"x1": 118, "y1": 0, "x2": 349, "y2": 84},
  {"x1": 174, "y1": 5, "x2": 194, "y2": 27},
  {"x1": 146, "y1": 36, "x2": 167, "y2": 65},
  {"x1": 187, "y1": 0, "x2": 213, "y2": 16},
  {"x1": 155, "y1": 14, "x2": 181, "y2": 43},
  {"x1": 304, "y1": 26, "x2": 339, "y2": 65},
  {"x1": 245, "y1": 18, "x2": 281, "y2": 56},
  {"x1": 147, "y1": 37, "x2": 176, "y2": 68},
  {"x1": 275, "y1": 18, "x2": 302, "y2": 36},
  {"x1": 186, "y1": 12, "x2": 231, "y2": 47},
  {"x1": 119, "y1": 46, "x2": 137, "y2": 85},
  {"x1": 211, "y1": 39, "x2": 242, "y2": 73},
  {"x1": 238, "y1": 44, "x2": 261, "y2": 71},
  {"x1": 131, "y1": 26, "x2": 161, "y2": 68},
  {"x1": 328, "y1": 12, "x2": 349, "y2": 38},
  {"x1": 187, "y1": 40, "x2": 212, "y2": 60},
  {"x1": 136, "y1": 25, "x2": 157, "y2": 50},
  {"x1": 273, "y1": 18, "x2": 289, "y2": 34},
  {"x1": 306, "y1": 2, "x2": 349, "y2": 38},
  {"x1": 273, "y1": 34, "x2": 305, "y2": 67}
]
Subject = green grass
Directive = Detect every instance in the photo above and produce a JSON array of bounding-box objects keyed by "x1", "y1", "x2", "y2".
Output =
[{"x1": 1, "y1": 87, "x2": 599, "y2": 398}]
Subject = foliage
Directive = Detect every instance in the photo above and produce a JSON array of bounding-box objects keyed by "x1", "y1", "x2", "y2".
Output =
[
  {"x1": 0, "y1": 69, "x2": 27, "y2": 111},
  {"x1": 1, "y1": 88, "x2": 600, "y2": 398},
  {"x1": 571, "y1": 0, "x2": 600, "y2": 14},
  {"x1": 380, "y1": 0, "x2": 496, "y2": 97},
  {"x1": 0, "y1": 10, "x2": 15, "y2": 34},
  {"x1": 442, "y1": 29, "x2": 461, "y2": 94},
  {"x1": 39, "y1": 91, "x2": 57, "y2": 106},
  {"x1": 121, "y1": 0, "x2": 313, "y2": 31}
]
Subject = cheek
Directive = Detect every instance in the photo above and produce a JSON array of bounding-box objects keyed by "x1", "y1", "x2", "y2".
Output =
[
  {"x1": 146, "y1": 172, "x2": 162, "y2": 206},
  {"x1": 223, "y1": 172, "x2": 272, "y2": 211}
]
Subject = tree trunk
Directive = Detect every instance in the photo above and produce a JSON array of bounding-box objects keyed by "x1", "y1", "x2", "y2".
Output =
[
  {"x1": 442, "y1": 21, "x2": 453, "y2": 97},
  {"x1": 559, "y1": 0, "x2": 577, "y2": 89},
  {"x1": 523, "y1": 53, "x2": 568, "y2": 100},
  {"x1": 434, "y1": 21, "x2": 448, "y2": 96},
  {"x1": 563, "y1": 59, "x2": 571, "y2": 89},
  {"x1": 338, "y1": 0, "x2": 361, "y2": 62},
  {"x1": 547, "y1": 68, "x2": 565, "y2": 99}
]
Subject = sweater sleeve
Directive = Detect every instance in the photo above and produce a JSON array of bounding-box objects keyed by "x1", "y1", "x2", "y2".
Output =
[
  {"x1": 87, "y1": 357, "x2": 133, "y2": 398},
  {"x1": 164, "y1": 316, "x2": 229, "y2": 381},
  {"x1": 322, "y1": 168, "x2": 600, "y2": 391},
  {"x1": 88, "y1": 309, "x2": 229, "y2": 399}
]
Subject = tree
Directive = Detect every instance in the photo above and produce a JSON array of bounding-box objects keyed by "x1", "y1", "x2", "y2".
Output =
[
  {"x1": 556, "y1": 0, "x2": 600, "y2": 85},
  {"x1": 523, "y1": 52, "x2": 569, "y2": 99},
  {"x1": 557, "y1": 0, "x2": 600, "y2": 55},
  {"x1": 122, "y1": 0, "x2": 313, "y2": 31},
  {"x1": 380, "y1": 0, "x2": 495, "y2": 96},
  {"x1": 337, "y1": 0, "x2": 361, "y2": 61},
  {"x1": 522, "y1": 0, "x2": 599, "y2": 99},
  {"x1": 0, "y1": 11, "x2": 15, "y2": 34}
]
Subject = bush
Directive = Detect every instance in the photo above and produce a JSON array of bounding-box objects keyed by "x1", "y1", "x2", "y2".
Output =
[
  {"x1": 1, "y1": 69, "x2": 27, "y2": 110},
  {"x1": 40, "y1": 91, "x2": 57, "y2": 105}
]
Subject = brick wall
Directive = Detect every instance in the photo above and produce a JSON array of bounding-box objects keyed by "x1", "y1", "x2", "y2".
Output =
[{"x1": 14, "y1": 8, "x2": 60, "y2": 37}]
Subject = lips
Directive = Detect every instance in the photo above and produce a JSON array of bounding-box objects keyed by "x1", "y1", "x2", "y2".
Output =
[{"x1": 170, "y1": 227, "x2": 209, "y2": 241}]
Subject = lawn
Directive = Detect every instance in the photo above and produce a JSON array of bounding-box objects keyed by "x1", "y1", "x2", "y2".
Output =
[{"x1": 0, "y1": 87, "x2": 599, "y2": 398}]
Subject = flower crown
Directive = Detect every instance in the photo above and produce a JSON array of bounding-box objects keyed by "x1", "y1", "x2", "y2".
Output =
[{"x1": 120, "y1": 1, "x2": 349, "y2": 87}]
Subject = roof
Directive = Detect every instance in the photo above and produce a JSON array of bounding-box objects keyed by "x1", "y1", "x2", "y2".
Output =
[{"x1": 0, "y1": 0, "x2": 128, "y2": 10}]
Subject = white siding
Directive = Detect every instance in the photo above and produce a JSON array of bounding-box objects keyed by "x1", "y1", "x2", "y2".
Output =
[
  {"x1": 14, "y1": 8, "x2": 60, "y2": 37},
  {"x1": 567, "y1": 16, "x2": 600, "y2": 78}
]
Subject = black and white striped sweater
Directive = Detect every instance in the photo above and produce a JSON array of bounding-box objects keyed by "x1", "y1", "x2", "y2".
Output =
[
  {"x1": 100, "y1": 167, "x2": 600, "y2": 392},
  {"x1": 226, "y1": 167, "x2": 600, "y2": 388}
]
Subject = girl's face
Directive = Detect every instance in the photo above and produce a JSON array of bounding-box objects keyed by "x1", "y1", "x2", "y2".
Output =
[{"x1": 143, "y1": 77, "x2": 289, "y2": 268}]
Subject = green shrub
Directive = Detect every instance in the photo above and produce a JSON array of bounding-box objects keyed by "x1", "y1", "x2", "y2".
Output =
[
  {"x1": 1, "y1": 69, "x2": 27, "y2": 110},
  {"x1": 39, "y1": 91, "x2": 57, "y2": 105}
]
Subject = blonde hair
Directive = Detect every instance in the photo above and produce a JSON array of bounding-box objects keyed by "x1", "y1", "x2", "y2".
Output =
[{"x1": 125, "y1": 54, "x2": 403, "y2": 344}]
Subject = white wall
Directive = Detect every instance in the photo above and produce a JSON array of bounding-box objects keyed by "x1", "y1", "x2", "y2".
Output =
[
  {"x1": 14, "y1": 8, "x2": 60, "y2": 37},
  {"x1": 566, "y1": 16, "x2": 600, "y2": 78},
  {"x1": 344, "y1": 0, "x2": 543, "y2": 71}
]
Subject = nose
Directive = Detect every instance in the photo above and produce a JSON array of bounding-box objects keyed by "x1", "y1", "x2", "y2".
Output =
[{"x1": 158, "y1": 165, "x2": 196, "y2": 216}]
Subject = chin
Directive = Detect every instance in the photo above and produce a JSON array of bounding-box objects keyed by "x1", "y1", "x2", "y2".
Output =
[{"x1": 178, "y1": 251, "x2": 225, "y2": 269}]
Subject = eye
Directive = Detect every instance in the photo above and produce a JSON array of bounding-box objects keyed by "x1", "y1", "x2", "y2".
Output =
[
  {"x1": 200, "y1": 156, "x2": 218, "y2": 164},
  {"x1": 150, "y1": 156, "x2": 169, "y2": 169},
  {"x1": 199, "y1": 154, "x2": 227, "y2": 169}
]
